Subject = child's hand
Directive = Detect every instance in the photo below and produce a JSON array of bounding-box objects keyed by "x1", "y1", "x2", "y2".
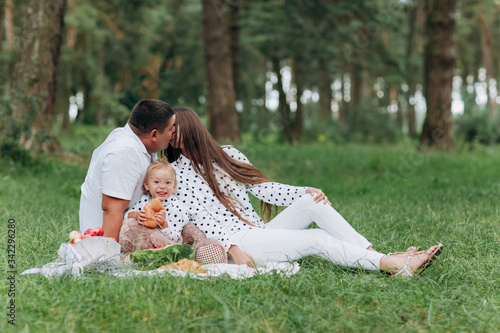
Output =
[
  {"x1": 155, "y1": 210, "x2": 168, "y2": 229},
  {"x1": 137, "y1": 210, "x2": 147, "y2": 224},
  {"x1": 127, "y1": 211, "x2": 140, "y2": 221},
  {"x1": 155, "y1": 210, "x2": 166, "y2": 225}
]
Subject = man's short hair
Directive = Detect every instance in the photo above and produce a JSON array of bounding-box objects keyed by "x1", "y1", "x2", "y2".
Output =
[{"x1": 129, "y1": 99, "x2": 174, "y2": 136}]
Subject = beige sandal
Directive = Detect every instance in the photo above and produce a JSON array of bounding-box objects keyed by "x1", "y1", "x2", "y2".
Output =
[
  {"x1": 394, "y1": 252, "x2": 416, "y2": 277},
  {"x1": 387, "y1": 246, "x2": 419, "y2": 256},
  {"x1": 394, "y1": 243, "x2": 443, "y2": 277}
]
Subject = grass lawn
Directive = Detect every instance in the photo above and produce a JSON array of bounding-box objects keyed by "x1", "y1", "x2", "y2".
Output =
[{"x1": 1, "y1": 127, "x2": 499, "y2": 332}]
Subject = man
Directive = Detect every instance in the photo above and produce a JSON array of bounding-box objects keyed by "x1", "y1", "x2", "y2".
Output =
[{"x1": 79, "y1": 99, "x2": 175, "y2": 240}]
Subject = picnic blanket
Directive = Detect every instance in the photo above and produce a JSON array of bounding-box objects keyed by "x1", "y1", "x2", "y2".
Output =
[{"x1": 21, "y1": 237, "x2": 300, "y2": 279}]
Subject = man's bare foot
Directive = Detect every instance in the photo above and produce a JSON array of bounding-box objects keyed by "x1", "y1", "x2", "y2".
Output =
[{"x1": 380, "y1": 243, "x2": 443, "y2": 277}]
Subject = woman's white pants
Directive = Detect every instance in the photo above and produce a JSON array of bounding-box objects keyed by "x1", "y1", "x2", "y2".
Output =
[{"x1": 231, "y1": 195, "x2": 384, "y2": 270}]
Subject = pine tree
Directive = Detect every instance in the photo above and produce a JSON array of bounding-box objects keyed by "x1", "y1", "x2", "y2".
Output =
[
  {"x1": 202, "y1": 0, "x2": 240, "y2": 142},
  {"x1": 9, "y1": 0, "x2": 67, "y2": 153},
  {"x1": 420, "y1": 0, "x2": 457, "y2": 150}
]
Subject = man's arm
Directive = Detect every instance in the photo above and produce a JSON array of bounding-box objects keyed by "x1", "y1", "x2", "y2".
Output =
[{"x1": 102, "y1": 194, "x2": 130, "y2": 241}]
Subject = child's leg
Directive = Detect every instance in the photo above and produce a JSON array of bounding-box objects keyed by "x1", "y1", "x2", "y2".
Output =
[
  {"x1": 264, "y1": 195, "x2": 372, "y2": 249},
  {"x1": 231, "y1": 228, "x2": 384, "y2": 270}
]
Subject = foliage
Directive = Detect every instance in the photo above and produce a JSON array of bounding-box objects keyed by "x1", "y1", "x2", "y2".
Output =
[
  {"x1": 455, "y1": 109, "x2": 500, "y2": 145},
  {"x1": 156, "y1": 0, "x2": 205, "y2": 108},
  {"x1": 1, "y1": 139, "x2": 499, "y2": 332},
  {"x1": 57, "y1": 124, "x2": 115, "y2": 158},
  {"x1": 346, "y1": 104, "x2": 400, "y2": 144},
  {"x1": 0, "y1": 85, "x2": 44, "y2": 165},
  {"x1": 240, "y1": 0, "x2": 420, "y2": 143},
  {"x1": 2, "y1": 0, "x2": 500, "y2": 147}
]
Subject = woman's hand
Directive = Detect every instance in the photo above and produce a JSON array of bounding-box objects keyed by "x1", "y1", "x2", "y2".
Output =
[
  {"x1": 306, "y1": 187, "x2": 331, "y2": 205},
  {"x1": 228, "y1": 245, "x2": 256, "y2": 268}
]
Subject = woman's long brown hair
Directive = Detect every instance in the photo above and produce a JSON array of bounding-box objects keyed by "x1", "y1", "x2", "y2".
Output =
[{"x1": 163, "y1": 107, "x2": 276, "y2": 225}]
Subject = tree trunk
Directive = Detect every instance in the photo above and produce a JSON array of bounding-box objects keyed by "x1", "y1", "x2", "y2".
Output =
[
  {"x1": 477, "y1": 10, "x2": 497, "y2": 116},
  {"x1": 202, "y1": 0, "x2": 240, "y2": 142},
  {"x1": 97, "y1": 49, "x2": 105, "y2": 126},
  {"x1": 76, "y1": 81, "x2": 91, "y2": 124},
  {"x1": 0, "y1": 1, "x2": 4, "y2": 96},
  {"x1": 4, "y1": 0, "x2": 13, "y2": 48},
  {"x1": 406, "y1": 0, "x2": 417, "y2": 138},
  {"x1": 140, "y1": 53, "x2": 163, "y2": 100},
  {"x1": 272, "y1": 57, "x2": 292, "y2": 144},
  {"x1": 228, "y1": 0, "x2": 241, "y2": 104},
  {"x1": 55, "y1": 90, "x2": 71, "y2": 134},
  {"x1": 294, "y1": 58, "x2": 303, "y2": 143},
  {"x1": 228, "y1": 0, "x2": 242, "y2": 131},
  {"x1": 2, "y1": 0, "x2": 14, "y2": 96},
  {"x1": 338, "y1": 65, "x2": 347, "y2": 126},
  {"x1": 407, "y1": 82, "x2": 417, "y2": 138},
  {"x1": 420, "y1": 0, "x2": 456, "y2": 151},
  {"x1": 350, "y1": 64, "x2": 364, "y2": 133},
  {"x1": 351, "y1": 65, "x2": 363, "y2": 111},
  {"x1": 318, "y1": 59, "x2": 332, "y2": 122},
  {"x1": 10, "y1": 0, "x2": 67, "y2": 154},
  {"x1": 0, "y1": 1, "x2": 4, "y2": 55},
  {"x1": 393, "y1": 85, "x2": 403, "y2": 131}
]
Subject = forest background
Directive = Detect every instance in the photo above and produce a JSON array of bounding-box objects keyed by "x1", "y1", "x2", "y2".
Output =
[
  {"x1": 1, "y1": 0, "x2": 500, "y2": 157},
  {"x1": 1, "y1": 1, "x2": 500, "y2": 331}
]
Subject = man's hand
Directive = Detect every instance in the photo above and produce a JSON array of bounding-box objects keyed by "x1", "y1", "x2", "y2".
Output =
[
  {"x1": 228, "y1": 245, "x2": 256, "y2": 268},
  {"x1": 102, "y1": 194, "x2": 130, "y2": 241}
]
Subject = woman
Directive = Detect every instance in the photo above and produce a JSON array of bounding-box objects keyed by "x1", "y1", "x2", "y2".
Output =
[{"x1": 164, "y1": 107, "x2": 442, "y2": 277}]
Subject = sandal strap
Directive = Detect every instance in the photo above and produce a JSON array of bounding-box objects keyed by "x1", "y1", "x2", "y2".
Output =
[
  {"x1": 387, "y1": 251, "x2": 405, "y2": 256},
  {"x1": 388, "y1": 247, "x2": 420, "y2": 256},
  {"x1": 394, "y1": 253, "x2": 414, "y2": 277}
]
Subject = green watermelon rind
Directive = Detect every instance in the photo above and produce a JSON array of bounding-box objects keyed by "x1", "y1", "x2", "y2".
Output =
[{"x1": 130, "y1": 244, "x2": 195, "y2": 269}]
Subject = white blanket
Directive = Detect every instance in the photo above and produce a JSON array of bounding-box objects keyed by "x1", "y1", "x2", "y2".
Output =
[{"x1": 21, "y1": 240, "x2": 300, "y2": 279}]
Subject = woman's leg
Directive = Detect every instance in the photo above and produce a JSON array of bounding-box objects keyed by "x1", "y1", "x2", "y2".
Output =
[
  {"x1": 231, "y1": 228, "x2": 384, "y2": 270},
  {"x1": 379, "y1": 244, "x2": 443, "y2": 276},
  {"x1": 265, "y1": 195, "x2": 373, "y2": 249}
]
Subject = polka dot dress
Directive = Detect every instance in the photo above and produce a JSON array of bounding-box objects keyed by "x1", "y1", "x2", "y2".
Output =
[
  {"x1": 125, "y1": 193, "x2": 235, "y2": 250},
  {"x1": 172, "y1": 145, "x2": 307, "y2": 240}
]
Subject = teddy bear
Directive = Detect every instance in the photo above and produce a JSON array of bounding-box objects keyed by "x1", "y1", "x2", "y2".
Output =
[
  {"x1": 119, "y1": 217, "x2": 174, "y2": 253},
  {"x1": 181, "y1": 223, "x2": 228, "y2": 265},
  {"x1": 119, "y1": 218, "x2": 227, "y2": 265}
]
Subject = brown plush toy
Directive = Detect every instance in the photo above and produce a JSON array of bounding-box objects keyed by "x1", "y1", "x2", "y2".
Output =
[
  {"x1": 181, "y1": 224, "x2": 228, "y2": 265},
  {"x1": 119, "y1": 220, "x2": 227, "y2": 265},
  {"x1": 119, "y1": 218, "x2": 174, "y2": 254}
]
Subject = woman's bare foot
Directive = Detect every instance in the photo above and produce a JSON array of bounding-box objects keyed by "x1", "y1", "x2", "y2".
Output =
[
  {"x1": 386, "y1": 246, "x2": 419, "y2": 255},
  {"x1": 380, "y1": 243, "x2": 443, "y2": 277},
  {"x1": 367, "y1": 245, "x2": 417, "y2": 254}
]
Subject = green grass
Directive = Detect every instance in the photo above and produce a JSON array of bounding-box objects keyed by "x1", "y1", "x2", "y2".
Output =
[{"x1": 1, "y1": 127, "x2": 499, "y2": 332}]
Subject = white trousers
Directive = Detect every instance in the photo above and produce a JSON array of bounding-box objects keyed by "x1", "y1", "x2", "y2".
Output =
[{"x1": 231, "y1": 195, "x2": 385, "y2": 270}]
